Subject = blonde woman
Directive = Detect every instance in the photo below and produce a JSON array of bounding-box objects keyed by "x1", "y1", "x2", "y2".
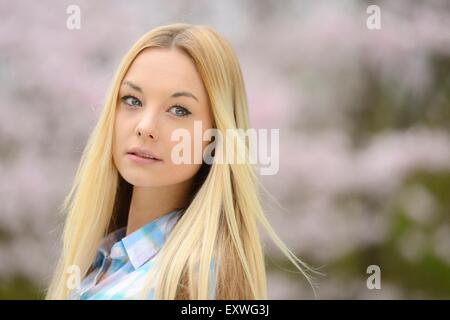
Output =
[{"x1": 46, "y1": 23, "x2": 316, "y2": 300}]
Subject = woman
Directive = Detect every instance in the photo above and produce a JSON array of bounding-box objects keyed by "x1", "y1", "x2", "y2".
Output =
[{"x1": 46, "y1": 23, "x2": 316, "y2": 300}]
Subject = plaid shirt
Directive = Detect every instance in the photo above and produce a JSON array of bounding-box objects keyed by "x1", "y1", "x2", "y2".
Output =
[{"x1": 69, "y1": 209, "x2": 216, "y2": 300}]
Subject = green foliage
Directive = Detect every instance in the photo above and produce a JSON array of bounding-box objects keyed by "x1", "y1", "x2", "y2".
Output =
[{"x1": 0, "y1": 276, "x2": 44, "y2": 300}]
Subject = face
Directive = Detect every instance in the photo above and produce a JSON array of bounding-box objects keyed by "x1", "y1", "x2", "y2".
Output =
[{"x1": 112, "y1": 48, "x2": 214, "y2": 188}]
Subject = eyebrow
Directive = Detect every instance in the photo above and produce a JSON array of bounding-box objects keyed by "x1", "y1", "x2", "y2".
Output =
[{"x1": 121, "y1": 80, "x2": 199, "y2": 102}]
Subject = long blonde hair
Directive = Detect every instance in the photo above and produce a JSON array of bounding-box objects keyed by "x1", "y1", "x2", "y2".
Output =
[{"x1": 46, "y1": 23, "x2": 317, "y2": 300}]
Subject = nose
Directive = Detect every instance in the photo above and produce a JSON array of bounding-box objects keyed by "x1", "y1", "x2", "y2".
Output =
[{"x1": 135, "y1": 110, "x2": 159, "y2": 141}]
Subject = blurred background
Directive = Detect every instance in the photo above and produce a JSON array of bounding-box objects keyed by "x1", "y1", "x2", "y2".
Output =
[{"x1": 0, "y1": 0, "x2": 449, "y2": 299}]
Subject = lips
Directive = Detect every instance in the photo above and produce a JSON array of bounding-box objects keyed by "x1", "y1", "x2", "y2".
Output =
[
  {"x1": 127, "y1": 153, "x2": 162, "y2": 165},
  {"x1": 128, "y1": 152, "x2": 159, "y2": 160},
  {"x1": 127, "y1": 147, "x2": 162, "y2": 161}
]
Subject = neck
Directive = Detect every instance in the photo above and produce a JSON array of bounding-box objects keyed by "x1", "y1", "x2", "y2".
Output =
[{"x1": 125, "y1": 179, "x2": 193, "y2": 236}]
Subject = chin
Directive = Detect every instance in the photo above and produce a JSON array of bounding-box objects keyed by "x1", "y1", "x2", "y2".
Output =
[{"x1": 121, "y1": 172, "x2": 160, "y2": 186}]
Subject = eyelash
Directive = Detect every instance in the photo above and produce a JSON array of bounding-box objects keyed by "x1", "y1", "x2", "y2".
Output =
[{"x1": 120, "y1": 95, "x2": 192, "y2": 117}]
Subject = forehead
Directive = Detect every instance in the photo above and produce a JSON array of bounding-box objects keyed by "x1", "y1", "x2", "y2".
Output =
[{"x1": 123, "y1": 48, "x2": 205, "y2": 96}]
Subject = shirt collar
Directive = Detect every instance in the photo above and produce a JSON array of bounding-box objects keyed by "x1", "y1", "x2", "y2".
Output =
[
  {"x1": 94, "y1": 209, "x2": 183, "y2": 270},
  {"x1": 93, "y1": 227, "x2": 125, "y2": 269}
]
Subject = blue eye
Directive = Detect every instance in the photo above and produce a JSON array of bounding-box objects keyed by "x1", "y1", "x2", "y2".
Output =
[
  {"x1": 120, "y1": 96, "x2": 191, "y2": 117},
  {"x1": 121, "y1": 95, "x2": 142, "y2": 107},
  {"x1": 168, "y1": 105, "x2": 191, "y2": 117}
]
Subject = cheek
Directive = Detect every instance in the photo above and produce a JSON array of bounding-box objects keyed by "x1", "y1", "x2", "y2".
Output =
[
  {"x1": 114, "y1": 113, "x2": 136, "y2": 141},
  {"x1": 113, "y1": 122, "x2": 124, "y2": 149},
  {"x1": 162, "y1": 161, "x2": 203, "y2": 185},
  {"x1": 163, "y1": 118, "x2": 214, "y2": 164},
  {"x1": 171, "y1": 161, "x2": 202, "y2": 175},
  {"x1": 112, "y1": 121, "x2": 119, "y2": 151},
  {"x1": 112, "y1": 130, "x2": 124, "y2": 166},
  {"x1": 112, "y1": 116, "x2": 132, "y2": 157}
]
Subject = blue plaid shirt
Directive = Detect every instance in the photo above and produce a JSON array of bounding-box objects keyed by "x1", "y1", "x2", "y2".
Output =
[{"x1": 69, "y1": 209, "x2": 216, "y2": 299}]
